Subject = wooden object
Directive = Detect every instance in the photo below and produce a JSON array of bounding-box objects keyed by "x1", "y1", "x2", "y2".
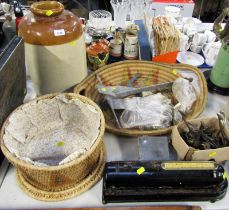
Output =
[{"x1": 31, "y1": 206, "x2": 202, "y2": 210}]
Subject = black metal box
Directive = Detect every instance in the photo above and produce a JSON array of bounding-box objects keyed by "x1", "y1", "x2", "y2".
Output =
[
  {"x1": 103, "y1": 161, "x2": 228, "y2": 203},
  {"x1": 0, "y1": 36, "x2": 26, "y2": 165}
]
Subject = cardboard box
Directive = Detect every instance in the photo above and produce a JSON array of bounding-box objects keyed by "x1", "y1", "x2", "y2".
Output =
[
  {"x1": 150, "y1": 0, "x2": 195, "y2": 17},
  {"x1": 172, "y1": 117, "x2": 229, "y2": 164}
]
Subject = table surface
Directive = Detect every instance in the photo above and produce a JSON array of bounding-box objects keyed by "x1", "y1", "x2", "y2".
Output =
[
  {"x1": 26, "y1": 207, "x2": 202, "y2": 210},
  {"x1": 0, "y1": 68, "x2": 229, "y2": 210}
]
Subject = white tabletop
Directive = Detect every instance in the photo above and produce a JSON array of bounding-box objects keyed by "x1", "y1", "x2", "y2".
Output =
[
  {"x1": 0, "y1": 11, "x2": 228, "y2": 208},
  {"x1": 0, "y1": 71, "x2": 229, "y2": 209}
]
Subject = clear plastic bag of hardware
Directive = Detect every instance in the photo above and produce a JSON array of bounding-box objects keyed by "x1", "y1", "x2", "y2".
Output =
[
  {"x1": 172, "y1": 78, "x2": 197, "y2": 113},
  {"x1": 107, "y1": 93, "x2": 173, "y2": 129}
]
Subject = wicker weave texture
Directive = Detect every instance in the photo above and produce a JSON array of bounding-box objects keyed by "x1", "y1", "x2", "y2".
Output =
[
  {"x1": 0, "y1": 93, "x2": 106, "y2": 195},
  {"x1": 16, "y1": 143, "x2": 106, "y2": 201},
  {"x1": 74, "y1": 61, "x2": 208, "y2": 136}
]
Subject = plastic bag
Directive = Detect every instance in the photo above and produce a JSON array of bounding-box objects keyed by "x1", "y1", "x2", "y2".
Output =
[
  {"x1": 172, "y1": 78, "x2": 197, "y2": 113},
  {"x1": 107, "y1": 93, "x2": 173, "y2": 129}
]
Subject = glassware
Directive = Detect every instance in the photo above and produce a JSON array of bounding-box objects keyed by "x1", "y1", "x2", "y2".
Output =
[
  {"x1": 129, "y1": 0, "x2": 149, "y2": 21},
  {"x1": 110, "y1": 0, "x2": 130, "y2": 28},
  {"x1": 2, "y1": 14, "x2": 16, "y2": 42},
  {"x1": 138, "y1": 136, "x2": 170, "y2": 161},
  {"x1": 165, "y1": 6, "x2": 181, "y2": 23},
  {"x1": 89, "y1": 10, "x2": 112, "y2": 29}
]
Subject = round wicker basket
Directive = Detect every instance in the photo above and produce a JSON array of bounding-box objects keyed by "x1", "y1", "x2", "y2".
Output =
[
  {"x1": 0, "y1": 93, "x2": 106, "y2": 200},
  {"x1": 74, "y1": 61, "x2": 208, "y2": 136},
  {"x1": 16, "y1": 143, "x2": 106, "y2": 201}
]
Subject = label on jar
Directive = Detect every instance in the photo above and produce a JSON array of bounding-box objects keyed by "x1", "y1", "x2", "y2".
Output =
[
  {"x1": 110, "y1": 39, "x2": 122, "y2": 57},
  {"x1": 124, "y1": 44, "x2": 138, "y2": 59},
  {"x1": 124, "y1": 35, "x2": 138, "y2": 59},
  {"x1": 54, "y1": 29, "x2": 65, "y2": 36}
]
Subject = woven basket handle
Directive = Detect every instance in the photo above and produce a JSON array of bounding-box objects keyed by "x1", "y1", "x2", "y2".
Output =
[{"x1": 74, "y1": 84, "x2": 87, "y2": 96}]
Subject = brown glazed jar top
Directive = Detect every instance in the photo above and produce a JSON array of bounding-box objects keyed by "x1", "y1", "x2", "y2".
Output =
[{"x1": 19, "y1": 1, "x2": 83, "y2": 46}]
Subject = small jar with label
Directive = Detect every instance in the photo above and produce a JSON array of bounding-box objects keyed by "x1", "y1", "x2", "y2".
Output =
[
  {"x1": 110, "y1": 38, "x2": 122, "y2": 57},
  {"x1": 124, "y1": 34, "x2": 138, "y2": 60}
]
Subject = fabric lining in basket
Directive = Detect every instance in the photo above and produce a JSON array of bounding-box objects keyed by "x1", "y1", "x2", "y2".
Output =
[
  {"x1": 0, "y1": 93, "x2": 106, "y2": 197},
  {"x1": 3, "y1": 95, "x2": 100, "y2": 166}
]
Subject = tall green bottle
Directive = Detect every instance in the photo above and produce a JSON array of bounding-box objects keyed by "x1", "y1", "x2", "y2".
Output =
[{"x1": 209, "y1": 37, "x2": 229, "y2": 94}]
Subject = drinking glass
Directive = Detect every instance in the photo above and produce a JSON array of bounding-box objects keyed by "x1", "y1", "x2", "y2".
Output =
[
  {"x1": 129, "y1": 0, "x2": 149, "y2": 20},
  {"x1": 110, "y1": 0, "x2": 130, "y2": 28}
]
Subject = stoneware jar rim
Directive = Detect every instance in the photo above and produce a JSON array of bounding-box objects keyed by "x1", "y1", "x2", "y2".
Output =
[{"x1": 30, "y1": 1, "x2": 64, "y2": 17}]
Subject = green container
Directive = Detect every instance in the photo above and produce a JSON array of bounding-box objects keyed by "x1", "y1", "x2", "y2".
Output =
[{"x1": 210, "y1": 40, "x2": 229, "y2": 88}]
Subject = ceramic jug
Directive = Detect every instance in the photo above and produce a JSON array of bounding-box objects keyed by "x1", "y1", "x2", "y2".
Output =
[
  {"x1": 209, "y1": 38, "x2": 229, "y2": 92},
  {"x1": 86, "y1": 39, "x2": 110, "y2": 71},
  {"x1": 19, "y1": 1, "x2": 87, "y2": 95}
]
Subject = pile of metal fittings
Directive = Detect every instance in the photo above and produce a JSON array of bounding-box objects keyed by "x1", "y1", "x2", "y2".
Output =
[{"x1": 180, "y1": 112, "x2": 229, "y2": 150}]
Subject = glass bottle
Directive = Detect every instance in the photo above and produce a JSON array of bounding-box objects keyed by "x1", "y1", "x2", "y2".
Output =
[
  {"x1": 13, "y1": 0, "x2": 23, "y2": 32},
  {"x1": 2, "y1": 14, "x2": 16, "y2": 42}
]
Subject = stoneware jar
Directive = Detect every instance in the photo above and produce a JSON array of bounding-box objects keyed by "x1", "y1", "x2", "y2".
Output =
[{"x1": 19, "y1": 1, "x2": 87, "y2": 95}]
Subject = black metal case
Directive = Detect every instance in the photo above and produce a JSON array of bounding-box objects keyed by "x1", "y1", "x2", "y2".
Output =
[
  {"x1": 0, "y1": 36, "x2": 26, "y2": 166},
  {"x1": 103, "y1": 161, "x2": 228, "y2": 204}
]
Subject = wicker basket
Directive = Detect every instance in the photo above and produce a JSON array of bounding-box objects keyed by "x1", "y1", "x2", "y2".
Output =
[
  {"x1": 74, "y1": 60, "x2": 208, "y2": 136},
  {"x1": 0, "y1": 93, "x2": 106, "y2": 200}
]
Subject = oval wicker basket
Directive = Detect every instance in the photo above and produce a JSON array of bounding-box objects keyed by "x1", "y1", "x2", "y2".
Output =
[
  {"x1": 74, "y1": 60, "x2": 208, "y2": 136},
  {"x1": 0, "y1": 93, "x2": 106, "y2": 199}
]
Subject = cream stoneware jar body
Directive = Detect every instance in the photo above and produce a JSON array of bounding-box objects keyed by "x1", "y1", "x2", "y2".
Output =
[{"x1": 19, "y1": 1, "x2": 87, "y2": 95}]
